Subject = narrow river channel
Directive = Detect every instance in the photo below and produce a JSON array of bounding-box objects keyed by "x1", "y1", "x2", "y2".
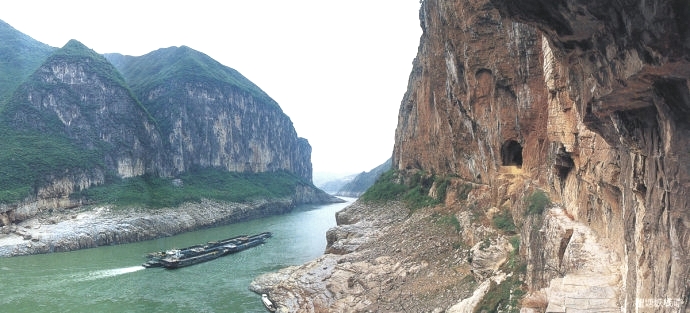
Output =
[{"x1": 0, "y1": 198, "x2": 355, "y2": 313}]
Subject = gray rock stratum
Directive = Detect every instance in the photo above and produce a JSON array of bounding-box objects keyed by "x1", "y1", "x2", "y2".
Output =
[{"x1": 0, "y1": 198, "x2": 292, "y2": 257}]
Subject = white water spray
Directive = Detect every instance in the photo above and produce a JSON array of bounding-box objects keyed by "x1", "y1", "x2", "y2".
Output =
[{"x1": 75, "y1": 266, "x2": 145, "y2": 282}]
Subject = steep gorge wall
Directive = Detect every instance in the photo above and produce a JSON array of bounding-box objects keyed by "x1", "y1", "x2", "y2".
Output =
[
  {"x1": 2, "y1": 40, "x2": 164, "y2": 209},
  {"x1": 145, "y1": 81, "x2": 312, "y2": 181},
  {"x1": 393, "y1": 0, "x2": 690, "y2": 310},
  {"x1": 21, "y1": 59, "x2": 163, "y2": 178},
  {"x1": 0, "y1": 41, "x2": 320, "y2": 225},
  {"x1": 394, "y1": 0, "x2": 550, "y2": 183},
  {"x1": 106, "y1": 46, "x2": 314, "y2": 182}
]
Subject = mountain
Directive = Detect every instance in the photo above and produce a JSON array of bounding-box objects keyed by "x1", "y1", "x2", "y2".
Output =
[
  {"x1": 0, "y1": 39, "x2": 161, "y2": 203},
  {"x1": 334, "y1": 158, "x2": 391, "y2": 197},
  {"x1": 0, "y1": 22, "x2": 330, "y2": 223},
  {"x1": 0, "y1": 20, "x2": 54, "y2": 105},
  {"x1": 105, "y1": 47, "x2": 312, "y2": 180},
  {"x1": 316, "y1": 174, "x2": 356, "y2": 194}
]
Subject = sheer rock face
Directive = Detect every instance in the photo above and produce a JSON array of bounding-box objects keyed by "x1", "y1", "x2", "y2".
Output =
[
  {"x1": 393, "y1": 0, "x2": 690, "y2": 311},
  {"x1": 394, "y1": 0, "x2": 550, "y2": 184},
  {"x1": 0, "y1": 41, "x2": 317, "y2": 221},
  {"x1": 106, "y1": 46, "x2": 313, "y2": 182},
  {"x1": 145, "y1": 81, "x2": 312, "y2": 181},
  {"x1": 23, "y1": 59, "x2": 163, "y2": 179},
  {"x1": 6, "y1": 40, "x2": 164, "y2": 190}
]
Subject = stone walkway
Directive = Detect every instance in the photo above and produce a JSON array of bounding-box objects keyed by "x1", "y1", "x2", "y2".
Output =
[{"x1": 540, "y1": 207, "x2": 622, "y2": 313}]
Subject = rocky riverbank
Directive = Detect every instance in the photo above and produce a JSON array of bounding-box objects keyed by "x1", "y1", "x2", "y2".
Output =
[
  {"x1": 250, "y1": 179, "x2": 625, "y2": 312},
  {"x1": 0, "y1": 198, "x2": 295, "y2": 257},
  {"x1": 249, "y1": 199, "x2": 495, "y2": 312}
]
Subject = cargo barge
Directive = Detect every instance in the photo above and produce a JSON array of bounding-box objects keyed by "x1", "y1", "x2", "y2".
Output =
[{"x1": 143, "y1": 232, "x2": 271, "y2": 269}]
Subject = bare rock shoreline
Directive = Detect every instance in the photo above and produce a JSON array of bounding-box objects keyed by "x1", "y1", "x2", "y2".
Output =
[
  {"x1": 249, "y1": 200, "x2": 481, "y2": 312},
  {"x1": 249, "y1": 200, "x2": 408, "y2": 312},
  {"x1": 0, "y1": 198, "x2": 294, "y2": 257}
]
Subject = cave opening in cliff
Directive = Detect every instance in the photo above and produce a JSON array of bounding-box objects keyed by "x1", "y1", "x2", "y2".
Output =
[{"x1": 501, "y1": 140, "x2": 523, "y2": 167}]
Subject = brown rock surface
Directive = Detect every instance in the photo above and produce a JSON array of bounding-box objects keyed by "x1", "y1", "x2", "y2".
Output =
[
  {"x1": 253, "y1": 0, "x2": 690, "y2": 311},
  {"x1": 392, "y1": 0, "x2": 690, "y2": 311}
]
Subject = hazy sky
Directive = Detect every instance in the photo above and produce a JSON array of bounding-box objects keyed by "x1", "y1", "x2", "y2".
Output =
[{"x1": 0, "y1": 1, "x2": 422, "y2": 175}]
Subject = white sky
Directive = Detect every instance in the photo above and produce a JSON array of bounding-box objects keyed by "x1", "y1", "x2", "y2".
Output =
[{"x1": 0, "y1": 1, "x2": 422, "y2": 176}]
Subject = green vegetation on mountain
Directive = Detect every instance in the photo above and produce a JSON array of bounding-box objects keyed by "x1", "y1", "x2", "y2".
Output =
[
  {"x1": 74, "y1": 169, "x2": 309, "y2": 208},
  {"x1": 359, "y1": 169, "x2": 407, "y2": 202},
  {"x1": 361, "y1": 169, "x2": 448, "y2": 210},
  {"x1": 0, "y1": 128, "x2": 102, "y2": 203},
  {"x1": 0, "y1": 40, "x2": 129, "y2": 203},
  {"x1": 105, "y1": 46, "x2": 277, "y2": 106},
  {"x1": 1, "y1": 39, "x2": 151, "y2": 131},
  {"x1": 0, "y1": 40, "x2": 161, "y2": 205},
  {"x1": 105, "y1": 46, "x2": 280, "y2": 144},
  {"x1": 0, "y1": 20, "x2": 316, "y2": 208},
  {"x1": 0, "y1": 20, "x2": 54, "y2": 107}
]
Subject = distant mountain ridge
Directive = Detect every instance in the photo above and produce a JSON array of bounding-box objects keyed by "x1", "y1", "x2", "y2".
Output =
[
  {"x1": 317, "y1": 173, "x2": 358, "y2": 194},
  {"x1": 0, "y1": 20, "x2": 326, "y2": 221},
  {"x1": 334, "y1": 159, "x2": 391, "y2": 197},
  {"x1": 316, "y1": 159, "x2": 392, "y2": 197}
]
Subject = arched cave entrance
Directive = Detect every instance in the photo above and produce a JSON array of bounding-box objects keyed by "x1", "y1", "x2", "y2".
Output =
[{"x1": 501, "y1": 140, "x2": 523, "y2": 167}]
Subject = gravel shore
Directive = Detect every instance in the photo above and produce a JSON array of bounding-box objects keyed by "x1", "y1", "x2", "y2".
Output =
[{"x1": 0, "y1": 198, "x2": 293, "y2": 257}]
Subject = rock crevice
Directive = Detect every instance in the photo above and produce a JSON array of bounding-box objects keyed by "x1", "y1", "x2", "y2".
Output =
[
  {"x1": 394, "y1": 0, "x2": 690, "y2": 310},
  {"x1": 256, "y1": 0, "x2": 690, "y2": 311}
]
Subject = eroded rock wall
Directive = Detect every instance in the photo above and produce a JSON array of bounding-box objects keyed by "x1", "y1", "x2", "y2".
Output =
[
  {"x1": 393, "y1": 0, "x2": 690, "y2": 311},
  {"x1": 146, "y1": 81, "x2": 312, "y2": 181},
  {"x1": 0, "y1": 40, "x2": 323, "y2": 227},
  {"x1": 17, "y1": 49, "x2": 163, "y2": 179},
  {"x1": 394, "y1": 0, "x2": 550, "y2": 183}
]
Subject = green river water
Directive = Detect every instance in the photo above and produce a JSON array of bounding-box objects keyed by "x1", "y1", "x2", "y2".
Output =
[{"x1": 0, "y1": 198, "x2": 355, "y2": 313}]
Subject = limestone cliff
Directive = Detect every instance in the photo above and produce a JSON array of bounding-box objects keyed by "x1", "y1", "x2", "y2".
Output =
[
  {"x1": 392, "y1": 0, "x2": 690, "y2": 311},
  {"x1": 106, "y1": 47, "x2": 313, "y2": 182},
  {"x1": 2, "y1": 40, "x2": 163, "y2": 199},
  {"x1": 0, "y1": 30, "x2": 326, "y2": 227}
]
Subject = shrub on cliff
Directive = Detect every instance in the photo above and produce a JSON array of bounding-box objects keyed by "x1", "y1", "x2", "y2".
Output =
[
  {"x1": 493, "y1": 208, "x2": 516, "y2": 233},
  {"x1": 524, "y1": 189, "x2": 550, "y2": 216},
  {"x1": 360, "y1": 169, "x2": 407, "y2": 202}
]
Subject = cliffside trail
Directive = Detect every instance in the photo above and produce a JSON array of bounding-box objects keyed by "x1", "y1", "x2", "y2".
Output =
[{"x1": 252, "y1": 0, "x2": 690, "y2": 312}]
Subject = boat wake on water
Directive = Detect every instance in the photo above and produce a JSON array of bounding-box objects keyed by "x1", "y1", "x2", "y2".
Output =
[{"x1": 74, "y1": 266, "x2": 145, "y2": 282}]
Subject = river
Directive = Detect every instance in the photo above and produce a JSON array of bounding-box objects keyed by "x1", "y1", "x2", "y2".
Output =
[{"x1": 0, "y1": 198, "x2": 355, "y2": 313}]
